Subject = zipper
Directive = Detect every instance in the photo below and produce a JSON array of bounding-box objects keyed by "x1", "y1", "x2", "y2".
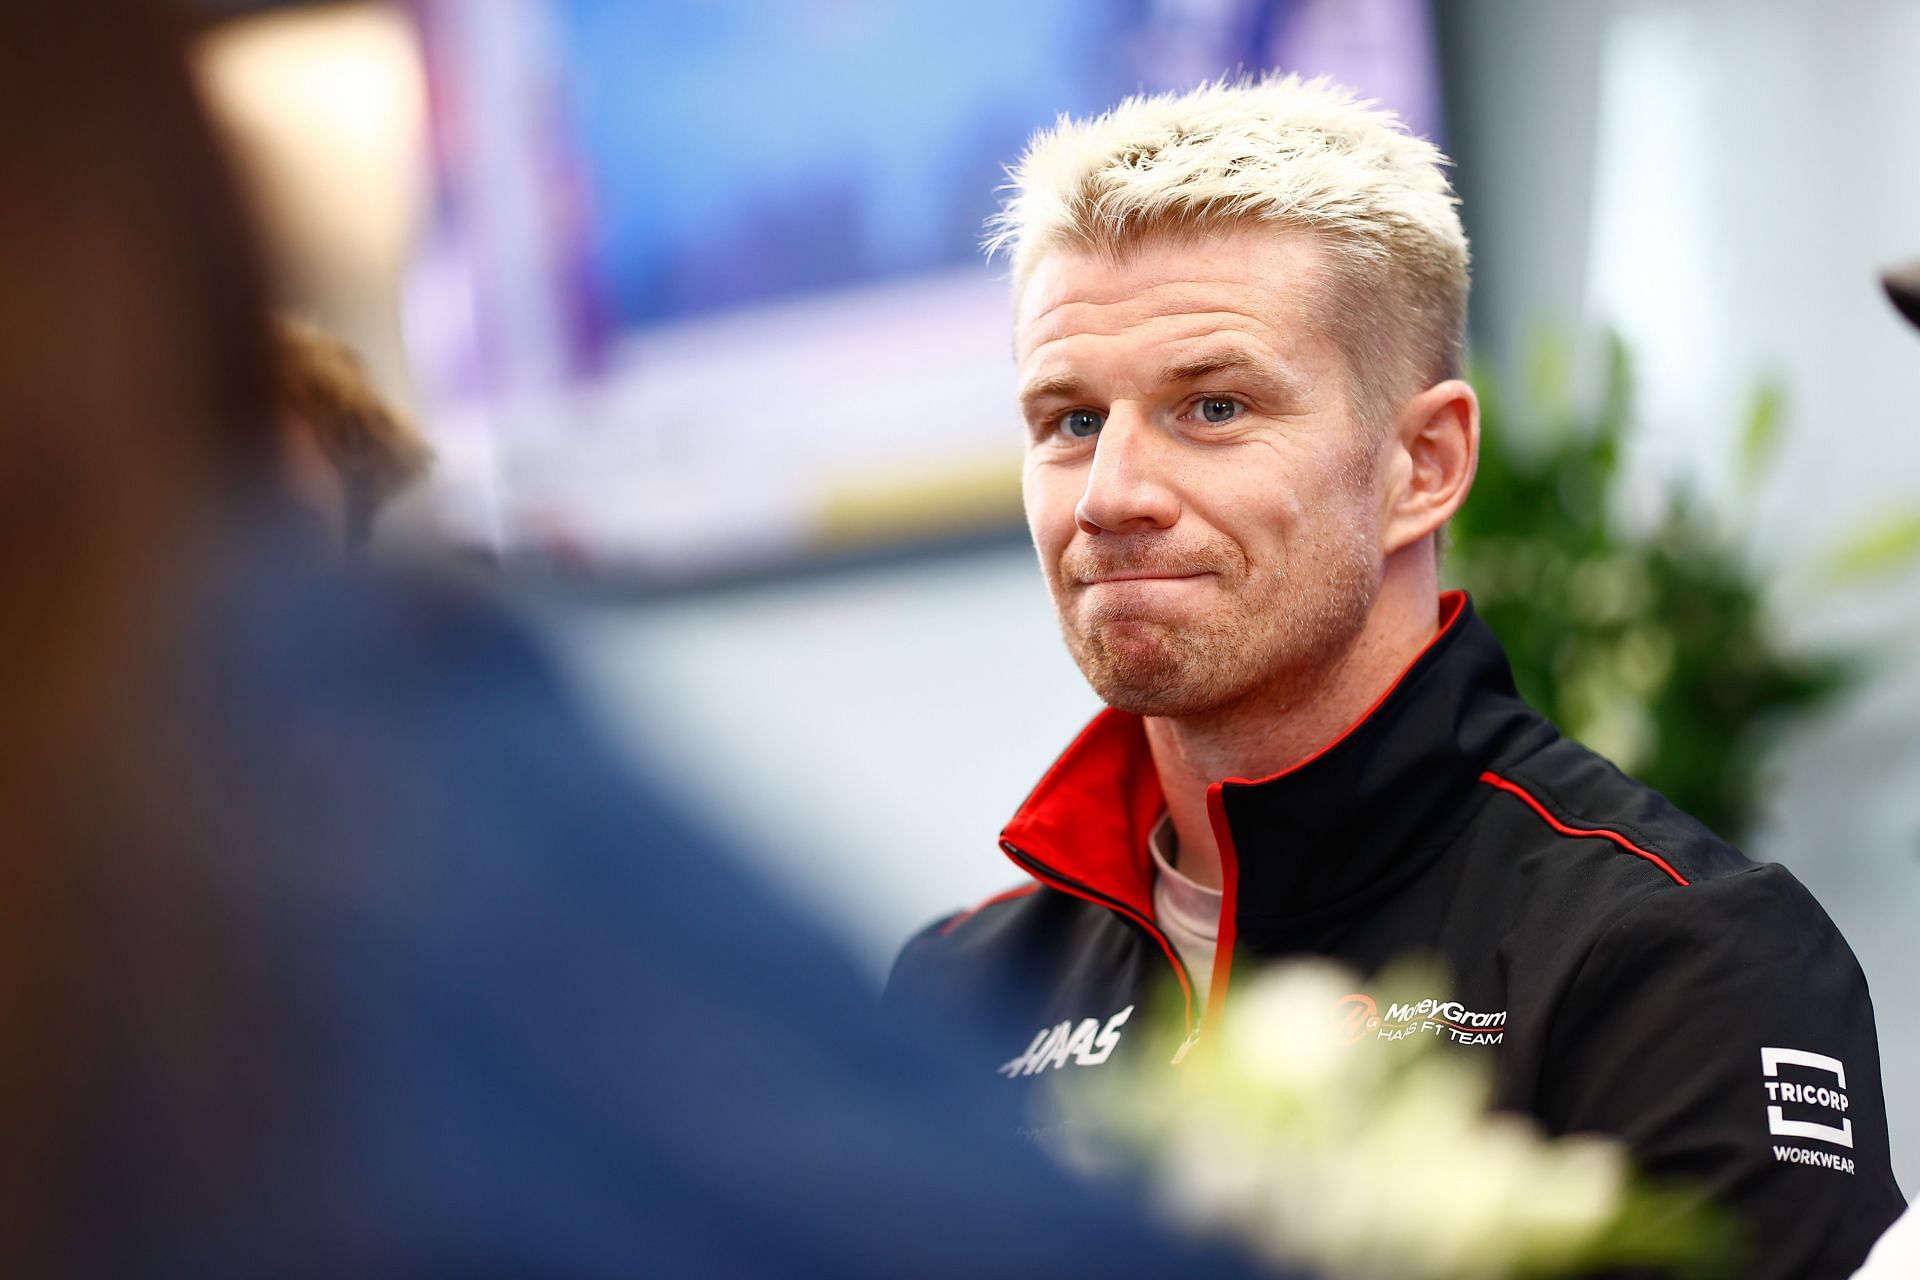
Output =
[
  {"x1": 1200, "y1": 782, "x2": 1243, "y2": 1051},
  {"x1": 1000, "y1": 839, "x2": 1199, "y2": 1051}
]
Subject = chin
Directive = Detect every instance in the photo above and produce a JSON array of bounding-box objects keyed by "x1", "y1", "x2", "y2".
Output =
[
  {"x1": 1093, "y1": 682, "x2": 1220, "y2": 719},
  {"x1": 1072, "y1": 623, "x2": 1231, "y2": 718},
  {"x1": 1087, "y1": 659, "x2": 1243, "y2": 717}
]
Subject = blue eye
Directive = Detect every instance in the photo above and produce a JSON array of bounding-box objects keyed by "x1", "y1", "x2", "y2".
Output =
[
  {"x1": 1058, "y1": 409, "x2": 1104, "y2": 439},
  {"x1": 1197, "y1": 397, "x2": 1240, "y2": 424}
]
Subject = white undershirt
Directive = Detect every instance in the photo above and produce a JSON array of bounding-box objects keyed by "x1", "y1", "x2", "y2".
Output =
[{"x1": 1148, "y1": 813, "x2": 1224, "y2": 1006}]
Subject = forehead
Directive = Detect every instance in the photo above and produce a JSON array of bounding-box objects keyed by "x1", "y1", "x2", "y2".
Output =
[{"x1": 1013, "y1": 226, "x2": 1339, "y2": 366}]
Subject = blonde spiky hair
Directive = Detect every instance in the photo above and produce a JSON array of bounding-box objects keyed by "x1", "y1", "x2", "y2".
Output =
[{"x1": 989, "y1": 74, "x2": 1470, "y2": 427}]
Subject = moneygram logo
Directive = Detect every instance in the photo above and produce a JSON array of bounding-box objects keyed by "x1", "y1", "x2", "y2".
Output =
[
  {"x1": 1334, "y1": 994, "x2": 1377, "y2": 1044},
  {"x1": 1333, "y1": 993, "x2": 1506, "y2": 1046}
]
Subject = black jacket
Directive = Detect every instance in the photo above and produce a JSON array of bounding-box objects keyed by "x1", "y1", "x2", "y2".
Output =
[{"x1": 889, "y1": 592, "x2": 1905, "y2": 1278}]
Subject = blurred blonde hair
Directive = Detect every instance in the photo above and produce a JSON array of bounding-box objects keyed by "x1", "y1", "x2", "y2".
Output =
[
  {"x1": 988, "y1": 74, "x2": 1469, "y2": 429},
  {"x1": 269, "y1": 315, "x2": 431, "y2": 544}
]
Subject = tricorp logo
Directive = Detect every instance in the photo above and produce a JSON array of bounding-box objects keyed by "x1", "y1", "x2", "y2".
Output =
[{"x1": 1763, "y1": 1046, "x2": 1855, "y2": 1174}]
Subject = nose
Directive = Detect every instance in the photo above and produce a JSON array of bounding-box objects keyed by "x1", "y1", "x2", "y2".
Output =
[{"x1": 1074, "y1": 407, "x2": 1180, "y2": 536}]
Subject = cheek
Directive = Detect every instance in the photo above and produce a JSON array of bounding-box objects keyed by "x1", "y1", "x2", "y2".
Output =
[
  {"x1": 1192, "y1": 445, "x2": 1361, "y2": 561},
  {"x1": 1021, "y1": 460, "x2": 1080, "y2": 564},
  {"x1": 1186, "y1": 473, "x2": 1297, "y2": 561}
]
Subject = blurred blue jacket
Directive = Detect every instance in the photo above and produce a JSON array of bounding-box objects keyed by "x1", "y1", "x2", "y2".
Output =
[{"x1": 75, "y1": 522, "x2": 1271, "y2": 1279}]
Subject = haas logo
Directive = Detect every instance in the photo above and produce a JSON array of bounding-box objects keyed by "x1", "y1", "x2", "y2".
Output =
[{"x1": 999, "y1": 1006, "x2": 1134, "y2": 1078}]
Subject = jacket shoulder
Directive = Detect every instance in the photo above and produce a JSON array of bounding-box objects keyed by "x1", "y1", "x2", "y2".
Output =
[
  {"x1": 1475, "y1": 735, "x2": 1877, "y2": 1063},
  {"x1": 884, "y1": 883, "x2": 1127, "y2": 1023},
  {"x1": 1484, "y1": 742, "x2": 1904, "y2": 1273},
  {"x1": 1481, "y1": 733, "x2": 1756, "y2": 894},
  {"x1": 887, "y1": 883, "x2": 1044, "y2": 1005},
  {"x1": 1535, "y1": 860, "x2": 1903, "y2": 1273}
]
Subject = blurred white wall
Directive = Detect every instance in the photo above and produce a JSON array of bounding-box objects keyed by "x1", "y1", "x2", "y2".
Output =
[{"x1": 545, "y1": 544, "x2": 1100, "y2": 982}]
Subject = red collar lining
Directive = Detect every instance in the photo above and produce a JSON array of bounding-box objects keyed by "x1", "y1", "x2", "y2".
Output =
[{"x1": 999, "y1": 708, "x2": 1165, "y2": 921}]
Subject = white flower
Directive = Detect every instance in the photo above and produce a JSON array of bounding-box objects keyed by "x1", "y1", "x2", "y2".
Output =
[
  {"x1": 1062, "y1": 959, "x2": 1716, "y2": 1280},
  {"x1": 1216, "y1": 958, "x2": 1356, "y2": 1093}
]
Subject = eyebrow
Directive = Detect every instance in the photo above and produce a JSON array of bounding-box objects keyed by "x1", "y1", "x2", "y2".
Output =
[
  {"x1": 1017, "y1": 374, "x2": 1090, "y2": 413},
  {"x1": 1018, "y1": 350, "x2": 1306, "y2": 415},
  {"x1": 1156, "y1": 351, "x2": 1306, "y2": 400}
]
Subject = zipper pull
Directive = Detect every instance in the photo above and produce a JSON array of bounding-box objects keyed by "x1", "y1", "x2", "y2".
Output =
[{"x1": 1170, "y1": 1024, "x2": 1201, "y2": 1065}]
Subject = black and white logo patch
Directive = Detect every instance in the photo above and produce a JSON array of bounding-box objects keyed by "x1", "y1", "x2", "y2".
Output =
[{"x1": 1762, "y1": 1046, "x2": 1855, "y2": 1175}]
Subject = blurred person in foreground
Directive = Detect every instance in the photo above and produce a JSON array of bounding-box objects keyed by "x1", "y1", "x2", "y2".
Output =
[
  {"x1": 0, "y1": 4, "x2": 1280, "y2": 1276},
  {"x1": 270, "y1": 314, "x2": 432, "y2": 552},
  {"x1": 887, "y1": 75, "x2": 1905, "y2": 1277}
]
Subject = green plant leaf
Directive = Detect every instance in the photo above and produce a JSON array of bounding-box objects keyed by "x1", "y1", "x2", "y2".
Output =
[
  {"x1": 1594, "y1": 330, "x2": 1633, "y2": 451},
  {"x1": 1738, "y1": 378, "x2": 1786, "y2": 491},
  {"x1": 1524, "y1": 326, "x2": 1574, "y2": 432},
  {"x1": 1825, "y1": 511, "x2": 1920, "y2": 583}
]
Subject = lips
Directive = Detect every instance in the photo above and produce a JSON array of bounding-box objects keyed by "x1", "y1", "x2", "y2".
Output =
[
  {"x1": 1061, "y1": 541, "x2": 1231, "y2": 588},
  {"x1": 1080, "y1": 571, "x2": 1209, "y2": 585}
]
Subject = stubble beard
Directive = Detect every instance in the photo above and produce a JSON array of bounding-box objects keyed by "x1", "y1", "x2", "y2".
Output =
[{"x1": 1055, "y1": 506, "x2": 1382, "y2": 721}]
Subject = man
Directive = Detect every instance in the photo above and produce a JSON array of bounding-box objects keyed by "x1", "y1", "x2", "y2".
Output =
[
  {"x1": 888, "y1": 75, "x2": 1905, "y2": 1277},
  {"x1": 270, "y1": 315, "x2": 432, "y2": 551}
]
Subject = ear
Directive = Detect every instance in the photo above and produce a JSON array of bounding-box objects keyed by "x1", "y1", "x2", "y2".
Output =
[{"x1": 1379, "y1": 379, "x2": 1479, "y2": 557}]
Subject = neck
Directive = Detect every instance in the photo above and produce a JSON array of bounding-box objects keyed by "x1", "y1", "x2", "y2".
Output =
[{"x1": 1146, "y1": 548, "x2": 1441, "y2": 890}]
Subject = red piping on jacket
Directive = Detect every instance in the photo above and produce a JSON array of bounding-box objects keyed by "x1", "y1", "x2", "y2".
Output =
[
  {"x1": 938, "y1": 883, "x2": 1041, "y2": 935},
  {"x1": 1477, "y1": 771, "x2": 1690, "y2": 887},
  {"x1": 1237, "y1": 592, "x2": 1469, "y2": 782},
  {"x1": 1201, "y1": 783, "x2": 1240, "y2": 1043}
]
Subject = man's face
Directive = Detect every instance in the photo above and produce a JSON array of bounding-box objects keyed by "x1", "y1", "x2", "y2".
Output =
[{"x1": 1015, "y1": 226, "x2": 1388, "y2": 718}]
